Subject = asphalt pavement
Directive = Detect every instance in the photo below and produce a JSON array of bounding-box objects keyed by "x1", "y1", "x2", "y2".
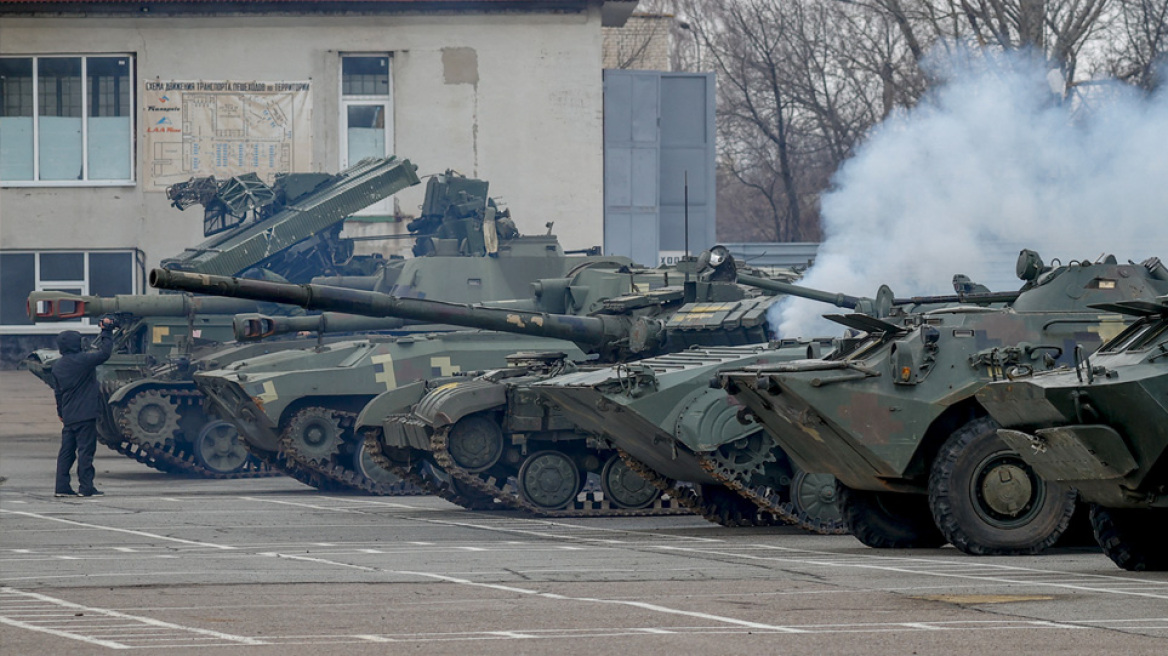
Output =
[{"x1": 2, "y1": 370, "x2": 1166, "y2": 655}]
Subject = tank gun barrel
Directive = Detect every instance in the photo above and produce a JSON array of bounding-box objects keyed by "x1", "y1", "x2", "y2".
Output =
[
  {"x1": 27, "y1": 291, "x2": 264, "y2": 322},
  {"x1": 151, "y1": 269, "x2": 622, "y2": 348},
  {"x1": 892, "y1": 291, "x2": 1021, "y2": 306},
  {"x1": 735, "y1": 274, "x2": 863, "y2": 309},
  {"x1": 232, "y1": 312, "x2": 414, "y2": 341}
]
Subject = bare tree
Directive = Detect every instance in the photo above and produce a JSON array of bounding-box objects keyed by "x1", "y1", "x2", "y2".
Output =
[{"x1": 1106, "y1": 0, "x2": 1168, "y2": 89}]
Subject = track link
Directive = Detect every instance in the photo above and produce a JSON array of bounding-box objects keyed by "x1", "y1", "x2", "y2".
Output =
[
  {"x1": 428, "y1": 426, "x2": 691, "y2": 518},
  {"x1": 104, "y1": 382, "x2": 279, "y2": 479},
  {"x1": 694, "y1": 453, "x2": 848, "y2": 535},
  {"x1": 616, "y1": 450, "x2": 779, "y2": 527},
  {"x1": 277, "y1": 410, "x2": 423, "y2": 496}
]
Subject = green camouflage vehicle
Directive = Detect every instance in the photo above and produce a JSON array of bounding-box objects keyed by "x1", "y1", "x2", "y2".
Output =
[
  {"x1": 528, "y1": 268, "x2": 1008, "y2": 532},
  {"x1": 25, "y1": 157, "x2": 421, "y2": 477},
  {"x1": 154, "y1": 251, "x2": 806, "y2": 518},
  {"x1": 977, "y1": 293, "x2": 1168, "y2": 570},
  {"x1": 188, "y1": 249, "x2": 680, "y2": 495},
  {"x1": 532, "y1": 340, "x2": 841, "y2": 530},
  {"x1": 718, "y1": 252, "x2": 1168, "y2": 555}
]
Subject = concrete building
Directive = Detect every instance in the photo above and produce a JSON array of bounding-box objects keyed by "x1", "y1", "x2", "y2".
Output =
[{"x1": 0, "y1": 0, "x2": 636, "y2": 357}]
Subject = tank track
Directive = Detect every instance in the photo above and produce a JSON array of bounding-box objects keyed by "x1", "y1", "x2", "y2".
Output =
[
  {"x1": 103, "y1": 381, "x2": 279, "y2": 479},
  {"x1": 426, "y1": 423, "x2": 691, "y2": 518},
  {"x1": 694, "y1": 453, "x2": 849, "y2": 535},
  {"x1": 616, "y1": 449, "x2": 780, "y2": 528},
  {"x1": 276, "y1": 410, "x2": 424, "y2": 496},
  {"x1": 364, "y1": 429, "x2": 500, "y2": 509}
]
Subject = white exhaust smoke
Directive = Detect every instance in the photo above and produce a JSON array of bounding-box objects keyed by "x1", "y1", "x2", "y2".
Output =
[{"x1": 773, "y1": 50, "x2": 1168, "y2": 337}]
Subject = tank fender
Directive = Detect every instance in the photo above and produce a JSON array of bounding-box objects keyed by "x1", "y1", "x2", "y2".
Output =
[
  {"x1": 355, "y1": 381, "x2": 429, "y2": 430},
  {"x1": 413, "y1": 378, "x2": 507, "y2": 429},
  {"x1": 108, "y1": 377, "x2": 193, "y2": 404}
]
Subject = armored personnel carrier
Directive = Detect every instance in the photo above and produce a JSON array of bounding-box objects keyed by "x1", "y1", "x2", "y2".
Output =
[
  {"x1": 152, "y1": 251, "x2": 797, "y2": 517},
  {"x1": 719, "y1": 252, "x2": 1168, "y2": 554},
  {"x1": 977, "y1": 293, "x2": 1168, "y2": 570},
  {"x1": 528, "y1": 267, "x2": 1011, "y2": 533}
]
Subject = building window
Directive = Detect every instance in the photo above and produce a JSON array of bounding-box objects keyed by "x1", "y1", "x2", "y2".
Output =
[
  {"x1": 0, "y1": 55, "x2": 134, "y2": 185},
  {"x1": 0, "y1": 250, "x2": 138, "y2": 332},
  {"x1": 341, "y1": 54, "x2": 393, "y2": 216}
]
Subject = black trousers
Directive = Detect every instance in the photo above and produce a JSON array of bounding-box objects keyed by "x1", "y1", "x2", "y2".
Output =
[{"x1": 56, "y1": 419, "x2": 98, "y2": 494}]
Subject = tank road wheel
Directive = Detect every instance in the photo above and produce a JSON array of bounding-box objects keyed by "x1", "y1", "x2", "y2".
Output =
[
  {"x1": 838, "y1": 483, "x2": 946, "y2": 549},
  {"x1": 1090, "y1": 505, "x2": 1168, "y2": 571},
  {"x1": 929, "y1": 417, "x2": 1076, "y2": 555},
  {"x1": 284, "y1": 407, "x2": 346, "y2": 466},
  {"x1": 600, "y1": 453, "x2": 661, "y2": 509},
  {"x1": 352, "y1": 440, "x2": 404, "y2": 488},
  {"x1": 122, "y1": 390, "x2": 182, "y2": 447},
  {"x1": 447, "y1": 415, "x2": 505, "y2": 473},
  {"x1": 192, "y1": 421, "x2": 250, "y2": 475},
  {"x1": 518, "y1": 450, "x2": 582, "y2": 510},
  {"x1": 790, "y1": 467, "x2": 843, "y2": 528}
]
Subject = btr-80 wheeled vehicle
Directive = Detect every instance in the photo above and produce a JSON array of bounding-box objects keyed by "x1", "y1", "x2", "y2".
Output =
[
  {"x1": 977, "y1": 293, "x2": 1168, "y2": 570},
  {"x1": 719, "y1": 252, "x2": 1168, "y2": 554}
]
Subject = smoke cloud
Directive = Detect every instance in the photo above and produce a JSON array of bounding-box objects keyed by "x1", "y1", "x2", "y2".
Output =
[{"x1": 774, "y1": 50, "x2": 1168, "y2": 337}]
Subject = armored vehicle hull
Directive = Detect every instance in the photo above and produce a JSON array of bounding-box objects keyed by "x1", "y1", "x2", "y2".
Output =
[
  {"x1": 978, "y1": 297, "x2": 1168, "y2": 570},
  {"x1": 195, "y1": 332, "x2": 585, "y2": 494},
  {"x1": 533, "y1": 340, "x2": 846, "y2": 532},
  {"x1": 720, "y1": 255, "x2": 1168, "y2": 555}
]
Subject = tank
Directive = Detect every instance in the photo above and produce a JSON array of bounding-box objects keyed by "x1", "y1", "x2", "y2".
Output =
[
  {"x1": 154, "y1": 252, "x2": 819, "y2": 517},
  {"x1": 718, "y1": 252, "x2": 1168, "y2": 555},
  {"x1": 976, "y1": 294, "x2": 1168, "y2": 570},
  {"x1": 183, "y1": 253, "x2": 710, "y2": 497}
]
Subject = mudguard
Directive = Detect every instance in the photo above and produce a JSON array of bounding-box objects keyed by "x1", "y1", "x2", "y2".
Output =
[{"x1": 413, "y1": 378, "x2": 507, "y2": 429}]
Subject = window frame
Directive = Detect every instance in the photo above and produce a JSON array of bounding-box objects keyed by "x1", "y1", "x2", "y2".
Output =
[
  {"x1": 0, "y1": 249, "x2": 140, "y2": 334},
  {"x1": 339, "y1": 53, "x2": 394, "y2": 216},
  {"x1": 0, "y1": 53, "x2": 136, "y2": 187}
]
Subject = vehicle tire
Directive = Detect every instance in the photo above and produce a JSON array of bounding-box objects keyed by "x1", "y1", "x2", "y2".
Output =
[
  {"x1": 929, "y1": 416, "x2": 1075, "y2": 555},
  {"x1": 1090, "y1": 505, "x2": 1168, "y2": 571},
  {"x1": 838, "y1": 481, "x2": 945, "y2": 549}
]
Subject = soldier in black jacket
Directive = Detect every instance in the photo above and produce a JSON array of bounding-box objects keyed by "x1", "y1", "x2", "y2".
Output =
[{"x1": 52, "y1": 317, "x2": 115, "y2": 497}]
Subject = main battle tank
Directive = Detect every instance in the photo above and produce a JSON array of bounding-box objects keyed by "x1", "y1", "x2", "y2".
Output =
[
  {"x1": 977, "y1": 294, "x2": 1168, "y2": 570},
  {"x1": 152, "y1": 251, "x2": 794, "y2": 515},
  {"x1": 186, "y1": 240, "x2": 643, "y2": 494},
  {"x1": 718, "y1": 251, "x2": 1168, "y2": 555},
  {"x1": 528, "y1": 267, "x2": 1010, "y2": 533}
]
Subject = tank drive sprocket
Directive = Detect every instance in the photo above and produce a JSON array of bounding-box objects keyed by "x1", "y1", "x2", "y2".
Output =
[
  {"x1": 706, "y1": 431, "x2": 778, "y2": 482},
  {"x1": 120, "y1": 389, "x2": 182, "y2": 447},
  {"x1": 282, "y1": 407, "x2": 347, "y2": 466}
]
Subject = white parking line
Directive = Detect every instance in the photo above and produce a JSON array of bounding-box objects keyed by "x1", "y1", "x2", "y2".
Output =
[
  {"x1": 258, "y1": 551, "x2": 805, "y2": 633},
  {"x1": 0, "y1": 509, "x2": 235, "y2": 551},
  {"x1": 650, "y1": 544, "x2": 1168, "y2": 600},
  {"x1": 0, "y1": 587, "x2": 267, "y2": 649}
]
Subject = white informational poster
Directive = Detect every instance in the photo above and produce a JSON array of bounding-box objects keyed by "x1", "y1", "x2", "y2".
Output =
[{"x1": 142, "y1": 80, "x2": 312, "y2": 190}]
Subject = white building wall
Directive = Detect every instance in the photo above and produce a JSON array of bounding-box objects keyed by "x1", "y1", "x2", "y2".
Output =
[{"x1": 0, "y1": 10, "x2": 605, "y2": 271}]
